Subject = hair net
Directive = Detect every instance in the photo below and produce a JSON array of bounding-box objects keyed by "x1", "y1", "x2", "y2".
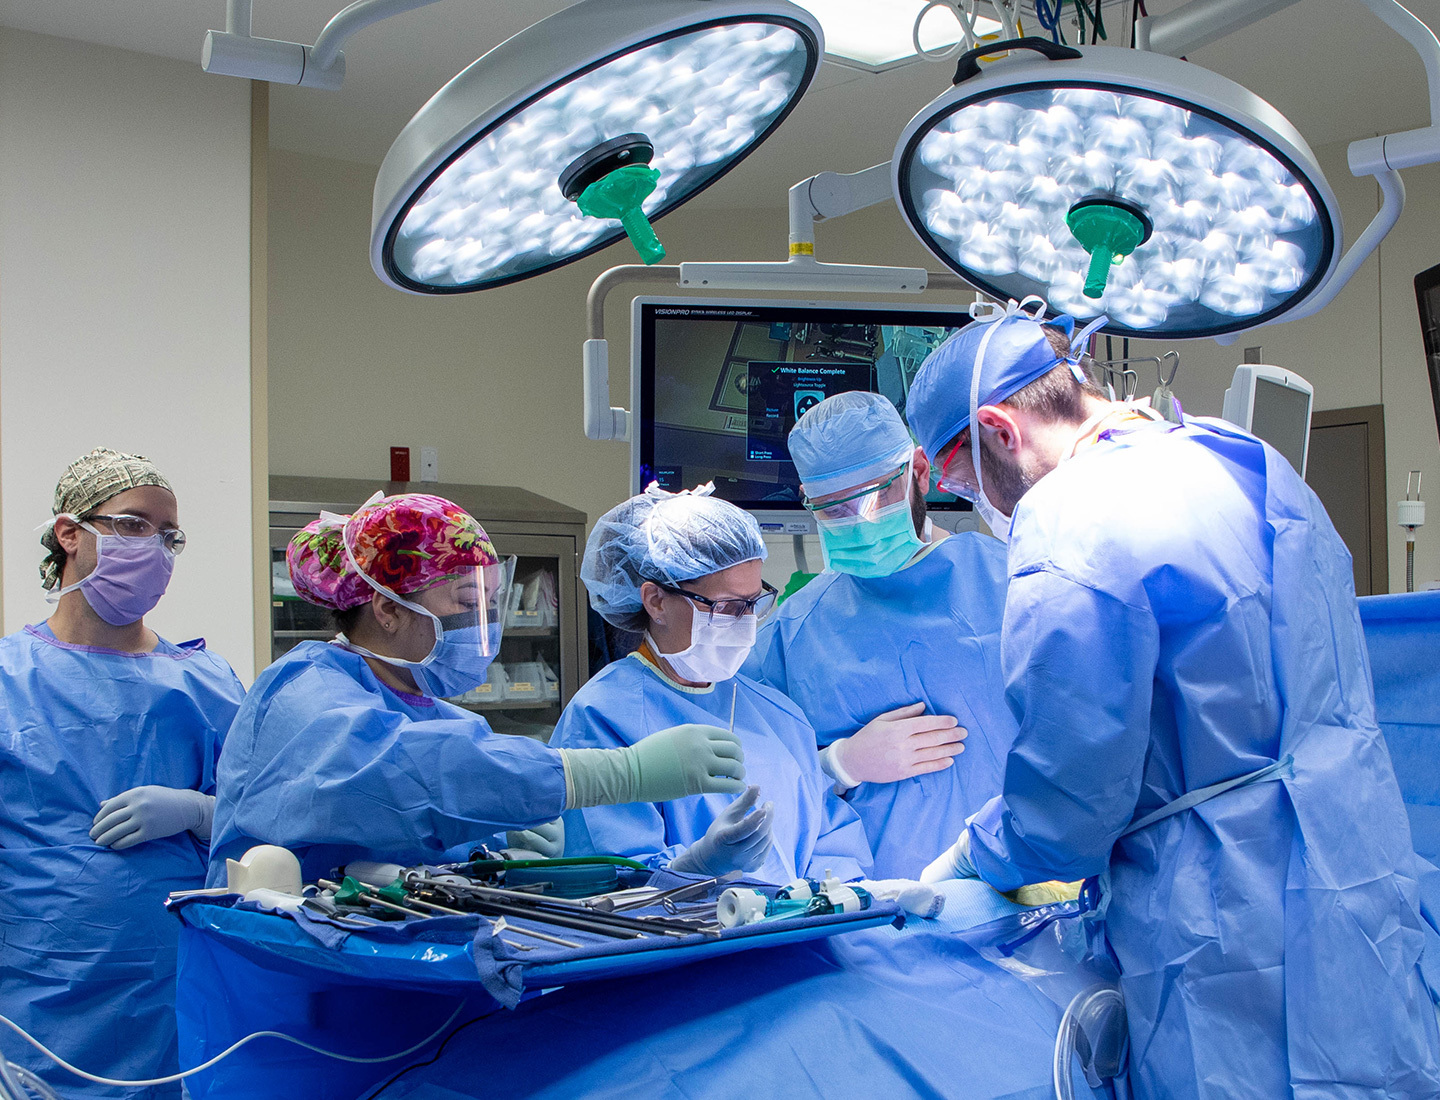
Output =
[
  {"x1": 788, "y1": 392, "x2": 917, "y2": 499},
  {"x1": 583, "y1": 483, "x2": 767, "y2": 631},
  {"x1": 288, "y1": 492, "x2": 497, "y2": 611},
  {"x1": 40, "y1": 448, "x2": 175, "y2": 590},
  {"x1": 908, "y1": 311, "x2": 1080, "y2": 460}
]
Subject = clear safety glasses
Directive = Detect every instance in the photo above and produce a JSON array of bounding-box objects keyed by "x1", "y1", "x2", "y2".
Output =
[
  {"x1": 936, "y1": 430, "x2": 980, "y2": 502},
  {"x1": 802, "y1": 463, "x2": 912, "y2": 523},
  {"x1": 659, "y1": 580, "x2": 779, "y2": 625},
  {"x1": 81, "y1": 513, "x2": 187, "y2": 554},
  {"x1": 410, "y1": 556, "x2": 517, "y2": 658}
]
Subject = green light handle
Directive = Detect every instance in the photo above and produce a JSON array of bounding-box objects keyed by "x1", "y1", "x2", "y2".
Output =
[
  {"x1": 1085, "y1": 249, "x2": 1117, "y2": 299},
  {"x1": 575, "y1": 164, "x2": 667, "y2": 266},
  {"x1": 618, "y1": 207, "x2": 666, "y2": 265}
]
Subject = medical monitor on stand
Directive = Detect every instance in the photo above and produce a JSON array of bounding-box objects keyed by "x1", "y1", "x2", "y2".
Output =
[
  {"x1": 631, "y1": 297, "x2": 974, "y2": 534},
  {"x1": 1221, "y1": 363, "x2": 1314, "y2": 478},
  {"x1": 1414, "y1": 261, "x2": 1440, "y2": 447}
]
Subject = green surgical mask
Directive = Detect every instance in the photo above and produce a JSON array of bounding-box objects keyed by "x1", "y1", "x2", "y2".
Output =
[{"x1": 816, "y1": 499, "x2": 923, "y2": 579}]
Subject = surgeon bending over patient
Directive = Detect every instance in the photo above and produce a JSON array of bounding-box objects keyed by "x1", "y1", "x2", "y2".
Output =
[
  {"x1": 0, "y1": 448, "x2": 245, "y2": 1099},
  {"x1": 208, "y1": 491, "x2": 745, "y2": 886}
]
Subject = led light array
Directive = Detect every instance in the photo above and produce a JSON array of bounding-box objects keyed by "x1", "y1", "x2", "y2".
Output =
[
  {"x1": 393, "y1": 23, "x2": 809, "y2": 288},
  {"x1": 911, "y1": 87, "x2": 1325, "y2": 331}
]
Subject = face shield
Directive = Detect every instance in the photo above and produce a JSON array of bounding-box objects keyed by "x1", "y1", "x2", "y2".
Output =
[{"x1": 340, "y1": 517, "x2": 517, "y2": 698}]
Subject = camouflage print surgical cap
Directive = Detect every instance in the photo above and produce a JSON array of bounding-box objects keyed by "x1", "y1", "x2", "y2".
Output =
[{"x1": 40, "y1": 448, "x2": 174, "y2": 590}]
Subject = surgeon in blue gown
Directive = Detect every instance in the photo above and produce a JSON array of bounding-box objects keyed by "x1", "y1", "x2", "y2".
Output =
[
  {"x1": 0, "y1": 449, "x2": 245, "y2": 1098},
  {"x1": 913, "y1": 299, "x2": 1440, "y2": 1099},
  {"x1": 557, "y1": 483, "x2": 871, "y2": 884},
  {"x1": 746, "y1": 391, "x2": 1016, "y2": 879},
  {"x1": 208, "y1": 492, "x2": 745, "y2": 887}
]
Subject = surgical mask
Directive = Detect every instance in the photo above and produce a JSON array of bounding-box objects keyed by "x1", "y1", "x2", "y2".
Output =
[
  {"x1": 46, "y1": 520, "x2": 174, "y2": 625},
  {"x1": 817, "y1": 500, "x2": 923, "y2": 578},
  {"x1": 650, "y1": 612, "x2": 757, "y2": 684},
  {"x1": 340, "y1": 614, "x2": 504, "y2": 699}
]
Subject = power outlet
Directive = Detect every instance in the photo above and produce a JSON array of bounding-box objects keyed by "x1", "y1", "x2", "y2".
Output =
[{"x1": 419, "y1": 446, "x2": 439, "y2": 483}]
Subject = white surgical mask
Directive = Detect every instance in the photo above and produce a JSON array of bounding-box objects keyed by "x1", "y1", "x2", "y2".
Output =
[{"x1": 649, "y1": 612, "x2": 757, "y2": 685}]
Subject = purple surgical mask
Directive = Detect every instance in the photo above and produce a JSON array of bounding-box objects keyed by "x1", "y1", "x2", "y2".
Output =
[{"x1": 47, "y1": 521, "x2": 174, "y2": 625}]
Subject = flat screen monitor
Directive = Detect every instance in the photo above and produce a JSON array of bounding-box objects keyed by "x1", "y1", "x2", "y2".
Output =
[
  {"x1": 1414, "y1": 261, "x2": 1440, "y2": 447},
  {"x1": 632, "y1": 297, "x2": 974, "y2": 532},
  {"x1": 1221, "y1": 363, "x2": 1314, "y2": 477}
]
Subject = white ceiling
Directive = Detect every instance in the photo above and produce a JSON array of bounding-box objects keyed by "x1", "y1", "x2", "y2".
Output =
[{"x1": 2, "y1": 0, "x2": 1438, "y2": 210}]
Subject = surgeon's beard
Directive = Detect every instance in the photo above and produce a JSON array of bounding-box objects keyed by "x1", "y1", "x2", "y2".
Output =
[
  {"x1": 910, "y1": 476, "x2": 927, "y2": 538},
  {"x1": 979, "y1": 431, "x2": 1046, "y2": 516}
]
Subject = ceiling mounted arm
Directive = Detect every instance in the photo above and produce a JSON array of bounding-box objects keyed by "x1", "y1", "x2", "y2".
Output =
[{"x1": 201, "y1": 0, "x2": 448, "y2": 89}]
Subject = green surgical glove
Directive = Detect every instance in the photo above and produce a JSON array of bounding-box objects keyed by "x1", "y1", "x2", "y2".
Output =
[
  {"x1": 504, "y1": 817, "x2": 565, "y2": 859},
  {"x1": 560, "y1": 724, "x2": 746, "y2": 808}
]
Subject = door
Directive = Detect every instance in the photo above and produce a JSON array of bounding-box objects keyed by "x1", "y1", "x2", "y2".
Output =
[{"x1": 1307, "y1": 405, "x2": 1388, "y2": 596}]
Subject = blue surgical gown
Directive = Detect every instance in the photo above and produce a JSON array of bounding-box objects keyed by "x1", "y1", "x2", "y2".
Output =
[
  {"x1": 207, "y1": 641, "x2": 567, "y2": 886},
  {"x1": 966, "y1": 417, "x2": 1440, "y2": 1099},
  {"x1": 553, "y1": 652, "x2": 871, "y2": 884},
  {"x1": 746, "y1": 532, "x2": 1016, "y2": 878},
  {"x1": 0, "y1": 623, "x2": 243, "y2": 1098}
]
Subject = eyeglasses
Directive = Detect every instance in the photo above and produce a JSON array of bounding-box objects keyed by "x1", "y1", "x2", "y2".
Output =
[
  {"x1": 659, "y1": 580, "x2": 779, "y2": 623},
  {"x1": 802, "y1": 463, "x2": 910, "y2": 522},
  {"x1": 85, "y1": 514, "x2": 187, "y2": 555},
  {"x1": 936, "y1": 429, "x2": 977, "y2": 501}
]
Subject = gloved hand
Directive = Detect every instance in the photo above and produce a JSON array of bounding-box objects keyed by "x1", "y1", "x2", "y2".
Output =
[
  {"x1": 90, "y1": 786, "x2": 215, "y2": 850},
  {"x1": 504, "y1": 817, "x2": 565, "y2": 859},
  {"x1": 859, "y1": 879, "x2": 947, "y2": 920},
  {"x1": 919, "y1": 828, "x2": 978, "y2": 884},
  {"x1": 670, "y1": 785, "x2": 773, "y2": 875},
  {"x1": 560, "y1": 724, "x2": 745, "y2": 808},
  {"x1": 822, "y1": 703, "x2": 965, "y2": 789}
]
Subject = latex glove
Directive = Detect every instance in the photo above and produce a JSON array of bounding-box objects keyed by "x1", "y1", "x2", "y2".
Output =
[
  {"x1": 670, "y1": 785, "x2": 773, "y2": 875},
  {"x1": 823, "y1": 703, "x2": 965, "y2": 789},
  {"x1": 1003, "y1": 880, "x2": 1084, "y2": 907},
  {"x1": 919, "y1": 828, "x2": 977, "y2": 884},
  {"x1": 504, "y1": 817, "x2": 565, "y2": 859},
  {"x1": 91, "y1": 786, "x2": 215, "y2": 850},
  {"x1": 560, "y1": 724, "x2": 745, "y2": 808},
  {"x1": 859, "y1": 879, "x2": 946, "y2": 920}
]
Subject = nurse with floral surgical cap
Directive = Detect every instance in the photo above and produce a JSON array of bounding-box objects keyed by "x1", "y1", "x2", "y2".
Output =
[
  {"x1": 208, "y1": 491, "x2": 747, "y2": 886},
  {"x1": 554, "y1": 483, "x2": 874, "y2": 885}
]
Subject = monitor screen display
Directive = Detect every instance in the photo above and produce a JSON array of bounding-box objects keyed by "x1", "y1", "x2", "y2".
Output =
[
  {"x1": 634, "y1": 298, "x2": 974, "y2": 513},
  {"x1": 1250, "y1": 376, "x2": 1311, "y2": 473},
  {"x1": 1415, "y1": 262, "x2": 1440, "y2": 447}
]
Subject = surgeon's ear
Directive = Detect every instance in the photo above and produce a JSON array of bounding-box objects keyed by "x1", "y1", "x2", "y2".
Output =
[
  {"x1": 640, "y1": 580, "x2": 668, "y2": 628},
  {"x1": 911, "y1": 445, "x2": 932, "y2": 488},
  {"x1": 53, "y1": 515, "x2": 84, "y2": 555},
  {"x1": 975, "y1": 405, "x2": 1022, "y2": 456}
]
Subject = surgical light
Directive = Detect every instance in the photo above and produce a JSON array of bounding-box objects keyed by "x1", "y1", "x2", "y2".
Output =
[
  {"x1": 792, "y1": 1, "x2": 1002, "y2": 71},
  {"x1": 892, "y1": 42, "x2": 1342, "y2": 339},
  {"x1": 371, "y1": 0, "x2": 823, "y2": 295}
]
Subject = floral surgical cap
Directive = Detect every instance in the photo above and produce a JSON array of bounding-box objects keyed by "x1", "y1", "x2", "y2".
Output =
[{"x1": 287, "y1": 492, "x2": 498, "y2": 611}]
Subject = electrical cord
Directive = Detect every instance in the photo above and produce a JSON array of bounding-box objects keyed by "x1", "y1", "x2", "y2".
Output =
[
  {"x1": 359, "y1": 1012, "x2": 491, "y2": 1099},
  {"x1": 0, "y1": 1002, "x2": 468, "y2": 1090}
]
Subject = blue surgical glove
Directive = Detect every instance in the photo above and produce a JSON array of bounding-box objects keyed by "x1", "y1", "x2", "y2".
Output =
[
  {"x1": 920, "y1": 828, "x2": 978, "y2": 883},
  {"x1": 90, "y1": 786, "x2": 215, "y2": 850},
  {"x1": 670, "y1": 785, "x2": 773, "y2": 876},
  {"x1": 505, "y1": 817, "x2": 565, "y2": 859}
]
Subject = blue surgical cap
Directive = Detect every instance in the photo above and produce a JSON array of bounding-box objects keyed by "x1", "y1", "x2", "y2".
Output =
[
  {"x1": 907, "y1": 314, "x2": 1075, "y2": 461},
  {"x1": 583, "y1": 483, "x2": 768, "y2": 631},
  {"x1": 788, "y1": 392, "x2": 916, "y2": 498}
]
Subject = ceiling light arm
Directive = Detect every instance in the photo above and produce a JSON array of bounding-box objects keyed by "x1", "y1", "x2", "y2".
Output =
[
  {"x1": 1285, "y1": 0, "x2": 1439, "y2": 326},
  {"x1": 1134, "y1": 0, "x2": 1302, "y2": 57},
  {"x1": 202, "y1": 0, "x2": 447, "y2": 88}
]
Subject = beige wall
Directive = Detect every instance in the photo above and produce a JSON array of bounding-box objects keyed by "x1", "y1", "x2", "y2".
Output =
[
  {"x1": 270, "y1": 138, "x2": 1440, "y2": 594},
  {"x1": 0, "y1": 29, "x2": 258, "y2": 679}
]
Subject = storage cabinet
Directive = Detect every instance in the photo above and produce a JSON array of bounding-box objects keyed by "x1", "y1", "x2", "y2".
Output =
[{"x1": 268, "y1": 476, "x2": 589, "y2": 740}]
